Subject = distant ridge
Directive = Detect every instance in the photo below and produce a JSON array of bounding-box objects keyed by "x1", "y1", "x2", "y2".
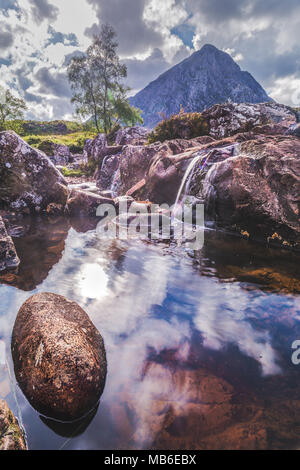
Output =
[{"x1": 130, "y1": 44, "x2": 271, "y2": 128}]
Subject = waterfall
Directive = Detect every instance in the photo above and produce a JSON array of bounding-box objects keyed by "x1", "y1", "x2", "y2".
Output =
[
  {"x1": 172, "y1": 151, "x2": 209, "y2": 217},
  {"x1": 100, "y1": 155, "x2": 110, "y2": 172},
  {"x1": 110, "y1": 168, "x2": 120, "y2": 197}
]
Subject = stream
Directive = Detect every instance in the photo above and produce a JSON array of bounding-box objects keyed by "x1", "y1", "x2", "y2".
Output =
[{"x1": 0, "y1": 215, "x2": 300, "y2": 449}]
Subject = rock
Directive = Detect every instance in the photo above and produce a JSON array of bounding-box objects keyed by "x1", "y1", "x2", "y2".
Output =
[
  {"x1": 66, "y1": 188, "x2": 115, "y2": 217},
  {"x1": 0, "y1": 216, "x2": 20, "y2": 272},
  {"x1": 202, "y1": 135, "x2": 300, "y2": 249},
  {"x1": 115, "y1": 126, "x2": 149, "y2": 146},
  {"x1": 49, "y1": 144, "x2": 72, "y2": 166},
  {"x1": 0, "y1": 131, "x2": 68, "y2": 214},
  {"x1": 0, "y1": 400, "x2": 26, "y2": 450},
  {"x1": 83, "y1": 133, "x2": 107, "y2": 161},
  {"x1": 201, "y1": 102, "x2": 296, "y2": 139},
  {"x1": 286, "y1": 123, "x2": 300, "y2": 138},
  {"x1": 113, "y1": 138, "x2": 209, "y2": 197},
  {"x1": 11, "y1": 292, "x2": 107, "y2": 422},
  {"x1": 96, "y1": 154, "x2": 120, "y2": 190}
]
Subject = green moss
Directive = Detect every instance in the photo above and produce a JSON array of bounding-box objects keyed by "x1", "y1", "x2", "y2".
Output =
[
  {"x1": 148, "y1": 112, "x2": 210, "y2": 143},
  {"x1": 60, "y1": 167, "x2": 85, "y2": 177}
]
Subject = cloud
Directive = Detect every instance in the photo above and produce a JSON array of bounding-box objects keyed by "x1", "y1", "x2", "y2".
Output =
[
  {"x1": 85, "y1": 0, "x2": 163, "y2": 56},
  {"x1": 0, "y1": 26, "x2": 14, "y2": 49},
  {"x1": 35, "y1": 66, "x2": 71, "y2": 98},
  {"x1": 1, "y1": 0, "x2": 300, "y2": 119},
  {"x1": 28, "y1": 0, "x2": 59, "y2": 24}
]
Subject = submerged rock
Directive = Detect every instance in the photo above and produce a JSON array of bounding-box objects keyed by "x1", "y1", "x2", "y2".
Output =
[
  {"x1": 0, "y1": 131, "x2": 68, "y2": 214},
  {"x1": 11, "y1": 292, "x2": 107, "y2": 422},
  {"x1": 0, "y1": 216, "x2": 20, "y2": 272},
  {"x1": 0, "y1": 400, "x2": 26, "y2": 450}
]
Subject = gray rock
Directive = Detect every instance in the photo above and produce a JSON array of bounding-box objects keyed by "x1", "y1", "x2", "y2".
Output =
[
  {"x1": 115, "y1": 126, "x2": 149, "y2": 146},
  {"x1": 0, "y1": 131, "x2": 68, "y2": 214}
]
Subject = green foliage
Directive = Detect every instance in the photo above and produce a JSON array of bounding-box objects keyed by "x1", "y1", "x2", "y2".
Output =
[
  {"x1": 148, "y1": 112, "x2": 210, "y2": 143},
  {"x1": 67, "y1": 23, "x2": 141, "y2": 134},
  {"x1": 23, "y1": 131, "x2": 96, "y2": 155},
  {"x1": 0, "y1": 87, "x2": 27, "y2": 130},
  {"x1": 2, "y1": 119, "x2": 25, "y2": 135},
  {"x1": 60, "y1": 167, "x2": 84, "y2": 177}
]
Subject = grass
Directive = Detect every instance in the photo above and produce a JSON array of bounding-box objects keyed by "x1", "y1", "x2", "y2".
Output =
[{"x1": 23, "y1": 131, "x2": 97, "y2": 155}]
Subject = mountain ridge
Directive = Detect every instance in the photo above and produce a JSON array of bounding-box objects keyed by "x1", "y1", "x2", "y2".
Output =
[{"x1": 130, "y1": 44, "x2": 272, "y2": 128}]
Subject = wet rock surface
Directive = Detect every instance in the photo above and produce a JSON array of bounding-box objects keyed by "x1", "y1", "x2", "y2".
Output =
[
  {"x1": 0, "y1": 131, "x2": 68, "y2": 214},
  {"x1": 11, "y1": 292, "x2": 107, "y2": 422},
  {"x1": 201, "y1": 135, "x2": 300, "y2": 249},
  {"x1": 0, "y1": 399, "x2": 26, "y2": 450},
  {"x1": 0, "y1": 216, "x2": 20, "y2": 272}
]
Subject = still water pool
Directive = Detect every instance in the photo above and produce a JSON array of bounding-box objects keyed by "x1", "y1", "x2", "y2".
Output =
[{"x1": 0, "y1": 216, "x2": 300, "y2": 449}]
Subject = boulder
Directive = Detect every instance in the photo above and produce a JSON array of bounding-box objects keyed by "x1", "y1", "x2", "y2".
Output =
[
  {"x1": 0, "y1": 131, "x2": 68, "y2": 214},
  {"x1": 0, "y1": 400, "x2": 26, "y2": 450},
  {"x1": 202, "y1": 135, "x2": 300, "y2": 249},
  {"x1": 115, "y1": 126, "x2": 149, "y2": 146},
  {"x1": 201, "y1": 102, "x2": 297, "y2": 139},
  {"x1": 83, "y1": 133, "x2": 107, "y2": 161},
  {"x1": 66, "y1": 188, "x2": 115, "y2": 217},
  {"x1": 114, "y1": 138, "x2": 211, "y2": 197},
  {"x1": 49, "y1": 144, "x2": 72, "y2": 166},
  {"x1": 11, "y1": 292, "x2": 107, "y2": 422},
  {"x1": 0, "y1": 216, "x2": 20, "y2": 271}
]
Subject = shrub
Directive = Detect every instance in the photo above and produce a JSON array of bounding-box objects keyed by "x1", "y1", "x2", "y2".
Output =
[{"x1": 148, "y1": 112, "x2": 210, "y2": 143}]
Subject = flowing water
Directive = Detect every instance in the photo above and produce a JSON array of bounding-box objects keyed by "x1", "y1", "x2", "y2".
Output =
[{"x1": 0, "y1": 215, "x2": 300, "y2": 449}]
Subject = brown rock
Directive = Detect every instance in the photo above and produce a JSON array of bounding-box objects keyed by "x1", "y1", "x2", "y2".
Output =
[
  {"x1": 0, "y1": 399, "x2": 26, "y2": 450},
  {"x1": 65, "y1": 188, "x2": 116, "y2": 217},
  {"x1": 202, "y1": 135, "x2": 300, "y2": 249},
  {"x1": 11, "y1": 292, "x2": 107, "y2": 422}
]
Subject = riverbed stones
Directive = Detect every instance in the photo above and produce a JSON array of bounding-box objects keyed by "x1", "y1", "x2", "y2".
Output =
[
  {"x1": 11, "y1": 292, "x2": 107, "y2": 422},
  {"x1": 0, "y1": 400, "x2": 26, "y2": 450}
]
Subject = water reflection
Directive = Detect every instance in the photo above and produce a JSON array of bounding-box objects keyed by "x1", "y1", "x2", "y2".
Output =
[{"x1": 0, "y1": 220, "x2": 300, "y2": 449}]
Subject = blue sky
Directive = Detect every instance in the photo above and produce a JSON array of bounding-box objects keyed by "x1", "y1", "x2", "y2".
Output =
[{"x1": 1, "y1": 0, "x2": 300, "y2": 120}]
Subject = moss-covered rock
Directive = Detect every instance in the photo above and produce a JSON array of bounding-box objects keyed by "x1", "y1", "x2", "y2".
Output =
[{"x1": 0, "y1": 400, "x2": 26, "y2": 450}]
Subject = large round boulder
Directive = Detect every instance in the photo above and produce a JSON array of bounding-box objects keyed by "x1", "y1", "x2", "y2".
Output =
[{"x1": 11, "y1": 293, "x2": 107, "y2": 422}]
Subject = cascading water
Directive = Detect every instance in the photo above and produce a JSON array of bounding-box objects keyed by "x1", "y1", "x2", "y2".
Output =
[{"x1": 172, "y1": 150, "x2": 211, "y2": 219}]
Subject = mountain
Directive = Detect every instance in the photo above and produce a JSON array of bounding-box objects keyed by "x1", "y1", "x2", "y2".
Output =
[{"x1": 130, "y1": 44, "x2": 271, "y2": 128}]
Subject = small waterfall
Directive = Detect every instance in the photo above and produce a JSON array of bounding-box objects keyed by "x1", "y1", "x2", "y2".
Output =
[
  {"x1": 100, "y1": 155, "x2": 110, "y2": 172},
  {"x1": 172, "y1": 151, "x2": 210, "y2": 217},
  {"x1": 110, "y1": 168, "x2": 120, "y2": 197}
]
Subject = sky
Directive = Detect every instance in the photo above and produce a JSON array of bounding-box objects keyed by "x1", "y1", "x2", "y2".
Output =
[{"x1": 1, "y1": 0, "x2": 300, "y2": 121}]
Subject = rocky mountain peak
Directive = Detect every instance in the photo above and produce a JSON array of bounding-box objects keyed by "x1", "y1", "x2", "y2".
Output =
[{"x1": 130, "y1": 44, "x2": 271, "y2": 128}]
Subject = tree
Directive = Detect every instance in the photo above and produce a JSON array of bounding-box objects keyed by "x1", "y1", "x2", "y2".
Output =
[
  {"x1": 67, "y1": 23, "x2": 143, "y2": 134},
  {"x1": 0, "y1": 87, "x2": 27, "y2": 131}
]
